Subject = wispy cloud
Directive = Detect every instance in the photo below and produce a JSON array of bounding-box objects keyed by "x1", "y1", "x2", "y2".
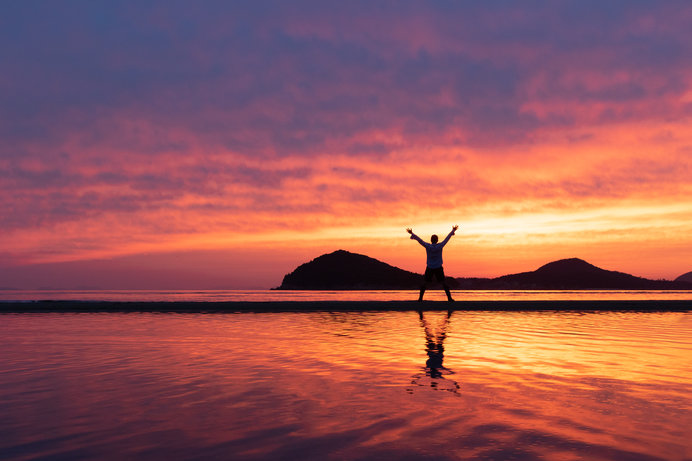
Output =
[{"x1": 1, "y1": 1, "x2": 691, "y2": 285}]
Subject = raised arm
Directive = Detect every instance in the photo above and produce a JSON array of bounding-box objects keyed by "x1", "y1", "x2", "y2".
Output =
[
  {"x1": 407, "y1": 228, "x2": 427, "y2": 247},
  {"x1": 438, "y1": 225, "x2": 459, "y2": 247}
]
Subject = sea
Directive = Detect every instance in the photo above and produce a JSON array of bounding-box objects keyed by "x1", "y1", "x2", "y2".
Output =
[
  {"x1": 3, "y1": 289, "x2": 692, "y2": 302},
  {"x1": 1, "y1": 290, "x2": 691, "y2": 460}
]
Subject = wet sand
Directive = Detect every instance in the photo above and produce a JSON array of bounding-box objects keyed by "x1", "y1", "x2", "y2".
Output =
[{"x1": 1, "y1": 299, "x2": 690, "y2": 312}]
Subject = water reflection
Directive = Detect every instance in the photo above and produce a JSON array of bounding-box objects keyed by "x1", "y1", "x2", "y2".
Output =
[
  {"x1": 2, "y1": 312, "x2": 691, "y2": 460},
  {"x1": 409, "y1": 310, "x2": 460, "y2": 394},
  {"x1": 2, "y1": 289, "x2": 692, "y2": 302}
]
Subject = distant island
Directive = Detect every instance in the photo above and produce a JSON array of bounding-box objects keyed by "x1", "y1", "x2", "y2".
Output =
[
  {"x1": 676, "y1": 271, "x2": 692, "y2": 283},
  {"x1": 276, "y1": 250, "x2": 692, "y2": 290}
]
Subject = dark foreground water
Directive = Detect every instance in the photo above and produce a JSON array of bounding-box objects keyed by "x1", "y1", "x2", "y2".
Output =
[{"x1": 1, "y1": 310, "x2": 691, "y2": 460}]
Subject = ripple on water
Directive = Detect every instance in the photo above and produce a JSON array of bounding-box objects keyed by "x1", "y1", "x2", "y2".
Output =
[{"x1": 0, "y1": 311, "x2": 691, "y2": 460}]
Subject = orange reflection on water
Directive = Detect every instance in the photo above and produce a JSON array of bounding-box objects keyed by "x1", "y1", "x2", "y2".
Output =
[
  {"x1": 2, "y1": 289, "x2": 692, "y2": 302},
  {"x1": 1, "y1": 311, "x2": 690, "y2": 460}
]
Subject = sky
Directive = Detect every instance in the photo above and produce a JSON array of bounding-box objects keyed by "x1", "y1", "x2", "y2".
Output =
[{"x1": 2, "y1": 1, "x2": 692, "y2": 289}]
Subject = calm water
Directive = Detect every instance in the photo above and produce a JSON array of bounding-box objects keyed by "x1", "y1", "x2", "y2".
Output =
[
  {"x1": 1, "y1": 310, "x2": 691, "y2": 460},
  {"x1": 2, "y1": 289, "x2": 692, "y2": 302}
]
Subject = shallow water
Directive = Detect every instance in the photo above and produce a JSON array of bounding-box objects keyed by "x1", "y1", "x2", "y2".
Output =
[
  {"x1": 1, "y1": 311, "x2": 691, "y2": 460},
  {"x1": 2, "y1": 289, "x2": 692, "y2": 302}
]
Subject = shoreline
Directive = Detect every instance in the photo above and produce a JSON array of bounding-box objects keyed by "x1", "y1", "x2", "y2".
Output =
[{"x1": 1, "y1": 300, "x2": 690, "y2": 312}]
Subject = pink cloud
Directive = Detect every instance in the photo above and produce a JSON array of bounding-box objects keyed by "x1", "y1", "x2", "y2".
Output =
[{"x1": 2, "y1": 2, "x2": 692, "y2": 286}]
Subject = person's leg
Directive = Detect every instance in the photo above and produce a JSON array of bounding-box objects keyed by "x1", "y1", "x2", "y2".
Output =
[
  {"x1": 436, "y1": 267, "x2": 454, "y2": 302},
  {"x1": 420, "y1": 268, "x2": 432, "y2": 301},
  {"x1": 443, "y1": 284, "x2": 454, "y2": 302}
]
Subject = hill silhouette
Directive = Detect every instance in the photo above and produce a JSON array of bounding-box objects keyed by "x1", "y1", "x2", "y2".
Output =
[
  {"x1": 277, "y1": 250, "x2": 424, "y2": 289},
  {"x1": 675, "y1": 271, "x2": 692, "y2": 283},
  {"x1": 489, "y1": 258, "x2": 684, "y2": 289},
  {"x1": 275, "y1": 251, "x2": 692, "y2": 290}
]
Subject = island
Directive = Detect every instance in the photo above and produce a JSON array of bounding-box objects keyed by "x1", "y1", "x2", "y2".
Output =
[{"x1": 276, "y1": 250, "x2": 692, "y2": 290}]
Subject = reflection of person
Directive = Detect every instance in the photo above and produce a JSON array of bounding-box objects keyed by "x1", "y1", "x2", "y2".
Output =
[
  {"x1": 409, "y1": 310, "x2": 460, "y2": 394},
  {"x1": 406, "y1": 225, "x2": 458, "y2": 301}
]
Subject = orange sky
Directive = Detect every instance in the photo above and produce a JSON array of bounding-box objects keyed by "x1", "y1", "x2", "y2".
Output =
[{"x1": 1, "y1": 3, "x2": 691, "y2": 288}]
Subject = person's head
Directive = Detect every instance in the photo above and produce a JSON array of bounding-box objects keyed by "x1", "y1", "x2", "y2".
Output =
[{"x1": 431, "y1": 234, "x2": 438, "y2": 244}]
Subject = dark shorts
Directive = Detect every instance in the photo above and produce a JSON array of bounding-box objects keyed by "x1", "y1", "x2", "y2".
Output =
[{"x1": 424, "y1": 266, "x2": 446, "y2": 283}]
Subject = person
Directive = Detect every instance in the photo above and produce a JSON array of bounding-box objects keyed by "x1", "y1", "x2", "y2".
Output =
[{"x1": 407, "y1": 225, "x2": 458, "y2": 301}]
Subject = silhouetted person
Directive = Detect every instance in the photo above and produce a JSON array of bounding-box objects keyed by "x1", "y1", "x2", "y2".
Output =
[{"x1": 407, "y1": 225, "x2": 458, "y2": 301}]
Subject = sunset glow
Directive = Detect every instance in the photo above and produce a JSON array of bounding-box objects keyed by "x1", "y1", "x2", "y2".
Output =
[{"x1": 2, "y1": 2, "x2": 691, "y2": 288}]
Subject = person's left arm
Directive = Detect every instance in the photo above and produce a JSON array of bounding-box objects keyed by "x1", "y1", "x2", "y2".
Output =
[{"x1": 439, "y1": 225, "x2": 459, "y2": 247}]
